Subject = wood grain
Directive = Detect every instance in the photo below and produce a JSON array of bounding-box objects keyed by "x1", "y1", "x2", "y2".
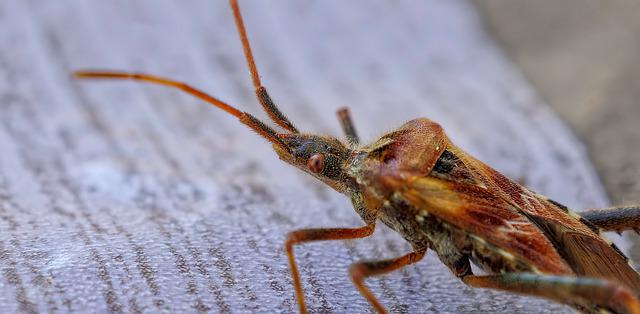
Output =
[{"x1": 0, "y1": 0, "x2": 615, "y2": 313}]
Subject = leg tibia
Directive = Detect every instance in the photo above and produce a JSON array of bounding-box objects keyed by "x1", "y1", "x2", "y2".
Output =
[{"x1": 349, "y1": 249, "x2": 427, "y2": 314}]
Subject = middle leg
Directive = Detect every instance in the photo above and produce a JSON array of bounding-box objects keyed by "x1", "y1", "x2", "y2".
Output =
[{"x1": 349, "y1": 248, "x2": 427, "y2": 313}]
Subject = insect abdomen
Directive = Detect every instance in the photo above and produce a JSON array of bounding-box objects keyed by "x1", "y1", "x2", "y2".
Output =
[{"x1": 382, "y1": 195, "x2": 538, "y2": 276}]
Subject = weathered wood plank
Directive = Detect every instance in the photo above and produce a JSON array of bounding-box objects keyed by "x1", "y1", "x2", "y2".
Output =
[{"x1": 0, "y1": 0, "x2": 612, "y2": 313}]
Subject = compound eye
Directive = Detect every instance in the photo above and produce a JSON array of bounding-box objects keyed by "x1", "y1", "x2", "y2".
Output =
[{"x1": 306, "y1": 154, "x2": 325, "y2": 174}]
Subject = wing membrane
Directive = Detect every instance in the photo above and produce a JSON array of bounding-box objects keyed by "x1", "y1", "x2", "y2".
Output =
[
  {"x1": 525, "y1": 213, "x2": 640, "y2": 291},
  {"x1": 434, "y1": 145, "x2": 640, "y2": 291}
]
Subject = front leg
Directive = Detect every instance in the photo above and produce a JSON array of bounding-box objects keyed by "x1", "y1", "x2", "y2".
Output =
[
  {"x1": 462, "y1": 273, "x2": 640, "y2": 314},
  {"x1": 336, "y1": 107, "x2": 359, "y2": 146},
  {"x1": 285, "y1": 223, "x2": 375, "y2": 314}
]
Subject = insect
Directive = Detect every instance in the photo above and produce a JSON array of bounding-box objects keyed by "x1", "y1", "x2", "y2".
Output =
[{"x1": 74, "y1": 1, "x2": 640, "y2": 313}]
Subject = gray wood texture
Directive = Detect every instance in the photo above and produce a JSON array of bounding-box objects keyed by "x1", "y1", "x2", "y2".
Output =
[{"x1": 0, "y1": 0, "x2": 619, "y2": 313}]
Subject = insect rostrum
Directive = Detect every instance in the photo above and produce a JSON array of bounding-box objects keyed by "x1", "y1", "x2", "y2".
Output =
[{"x1": 74, "y1": 1, "x2": 640, "y2": 313}]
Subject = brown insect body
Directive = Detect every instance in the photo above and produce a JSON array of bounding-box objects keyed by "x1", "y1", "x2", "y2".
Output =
[
  {"x1": 351, "y1": 118, "x2": 640, "y2": 284},
  {"x1": 272, "y1": 115, "x2": 640, "y2": 312},
  {"x1": 74, "y1": 1, "x2": 640, "y2": 313}
]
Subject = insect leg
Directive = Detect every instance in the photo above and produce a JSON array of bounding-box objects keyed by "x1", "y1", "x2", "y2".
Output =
[
  {"x1": 462, "y1": 273, "x2": 640, "y2": 314},
  {"x1": 285, "y1": 224, "x2": 376, "y2": 314},
  {"x1": 579, "y1": 206, "x2": 640, "y2": 233},
  {"x1": 349, "y1": 248, "x2": 427, "y2": 313},
  {"x1": 336, "y1": 107, "x2": 359, "y2": 146},
  {"x1": 229, "y1": 0, "x2": 298, "y2": 133}
]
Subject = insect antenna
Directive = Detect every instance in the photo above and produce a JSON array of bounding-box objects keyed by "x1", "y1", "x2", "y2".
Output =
[
  {"x1": 74, "y1": 1, "x2": 300, "y2": 150},
  {"x1": 229, "y1": 0, "x2": 299, "y2": 134},
  {"x1": 73, "y1": 71, "x2": 289, "y2": 151}
]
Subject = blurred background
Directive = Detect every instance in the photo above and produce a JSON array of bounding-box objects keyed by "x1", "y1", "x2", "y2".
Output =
[
  {"x1": 477, "y1": 0, "x2": 640, "y2": 205},
  {"x1": 476, "y1": 0, "x2": 640, "y2": 258}
]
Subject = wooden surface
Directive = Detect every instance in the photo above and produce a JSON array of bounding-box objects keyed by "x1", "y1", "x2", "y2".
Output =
[{"x1": 0, "y1": 1, "x2": 617, "y2": 313}]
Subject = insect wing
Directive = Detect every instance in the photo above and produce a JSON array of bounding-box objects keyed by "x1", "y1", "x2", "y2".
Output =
[
  {"x1": 397, "y1": 175, "x2": 572, "y2": 274},
  {"x1": 440, "y1": 146, "x2": 640, "y2": 292},
  {"x1": 524, "y1": 211, "x2": 640, "y2": 292}
]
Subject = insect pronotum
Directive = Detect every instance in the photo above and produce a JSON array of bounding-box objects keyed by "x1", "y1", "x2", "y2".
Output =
[{"x1": 75, "y1": 1, "x2": 640, "y2": 313}]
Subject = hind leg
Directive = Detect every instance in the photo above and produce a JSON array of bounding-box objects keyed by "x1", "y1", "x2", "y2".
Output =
[
  {"x1": 462, "y1": 273, "x2": 640, "y2": 314},
  {"x1": 579, "y1": 206, "x2": 640, "y2": 233}
]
